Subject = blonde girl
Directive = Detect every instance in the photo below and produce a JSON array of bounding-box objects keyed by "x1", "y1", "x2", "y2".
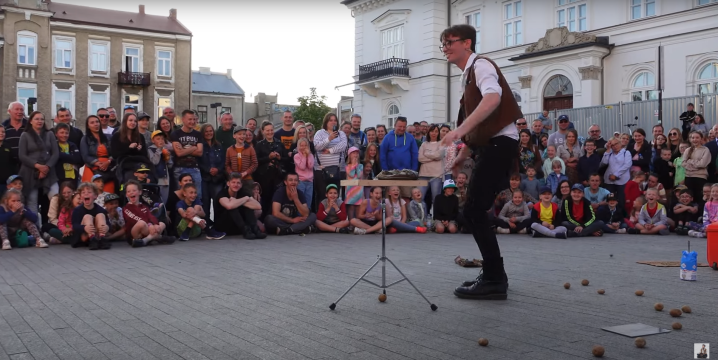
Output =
[
  {"x1": 385, "y1": 186, "x2": 427, "y2": 233},
  {"x1": 0, "y1": 189, "x2": 48, "y2": 250},
  {"x1": 344, "y1": 147, "x2": 364, "y2": 219}
]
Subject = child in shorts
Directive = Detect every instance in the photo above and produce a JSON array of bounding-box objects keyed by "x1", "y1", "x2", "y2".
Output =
[{"x1": 176, "y1": 183, "x2": 206, "y2": 241}]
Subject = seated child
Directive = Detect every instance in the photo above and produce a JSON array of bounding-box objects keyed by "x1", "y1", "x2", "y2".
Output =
[
  {"x1": 351, "y1": 186, "x2": 393, "y2": 235},
  {"x1": 455, "y1": 172, "x2": 471, "y2": 233},
  {"x1": 558, "y1": 184, "x2": 605, "y2": 237},
  {"x1": 519, "y1": 166, "x2": 541, "y2": 202},
  {"x1": 496, "y1": 189, "x2": 532, "y2": 234},
  {"x1": 6, "y1": 175, "x2": 23, "y2": 192},
  {"x1": 530, "y1": 186, "x2": 568, "y2": 239},
  {"x1": 584, "y1": 173, "x2": 610, "y2": 209},
  {"x1": 41, "y1": 181, "x2": 76, "y2": 244},
  {"x1": 673, "y1": 189, "x2": 699, "y2": 235},
  {"x1": 496, "y1": 173, "x2": 537, "y2": 214},
  {"x1": 148, "y1": 130, "x2": 173, "y2": 203},
  {"x1": 626, "y1": 195, "x2": 645, "y2": 228},
  {"x1": 698, "y1": 182, "x2": 712, "y2": 218},
  {"x1": 624, "y1": 171, "x2": 646, "y2": 210},
  {"x1": 52, "y1": 191, "x2": 81, "y2": 244},
  {"x1": 123, "y1": 180, "x2": 175, "y2": 247},
  {"x1": 252, "y1": 183, "x2": 265, "y2": 233},
  {"x1": 103, "y1": 193, "x2": 126, "y2": 241},
  {"x1": 686, "y1": 184, "x2": 718, "y2": 238},
  {"x1": 434, "y1": 180, "x2": 459, "y2": 234},
  {"x1": 596, "y1": 193, "x2": 627, "y2": 234},
  {"x1": 407, "y1": 187, "x2": 429, "y2": 229},
  {"x1": 175, "y1": 183, "x2": 206, "y2": 241},
  {"x1": 0, "y1": 189, "x2": 48, "y2": 249},
  {"x1": 71, "y1": 183, "x2": 111, "y2": 250},
  {"x1": 385, "y1": 186, "x2": 427, "y2": 234},
  {"x1": 132, "y1": 164, "x2": 162, "y2": 212},
  {"x1": 315, "y1": 184, "x2": 350, "y2": 233},
  {"x1": 673, "y1": 142, "x2": 689, "y2": 187},
  {"x1": 545, "y1": 160, "x2": 568, "y2": 195},
  {"x1": 92, "y1": 175, "x2": 111, "y2": 207},
  {"x1": 628, "y1": 188, "x2": 669, "y2": 235},
  {"x1": 542, "y1": 145, "x2": 565, "y2": 178}
]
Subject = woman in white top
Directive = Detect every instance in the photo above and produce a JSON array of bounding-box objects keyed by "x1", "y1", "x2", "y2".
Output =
[
  {"x1": 313, "y1": 112, "x2": 347, "y2": 207},
  {"x1": 418, "y1": 125, "x2": 445, "y2": 207}
]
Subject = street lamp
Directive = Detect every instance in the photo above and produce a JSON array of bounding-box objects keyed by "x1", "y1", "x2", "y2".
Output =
[{"x1": 210, "y1": 102, "x2": 222, "y2": 127}]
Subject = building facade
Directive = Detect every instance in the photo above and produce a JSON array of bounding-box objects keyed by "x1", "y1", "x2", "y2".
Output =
[
  {"x1": 244, "y1": 92, "x2": 298, "y2": 127},
  {"x1": 192, "y1": 67, "x2": 244, "y2": 128},
  {"x1": 0, "y1": 0, "x2": 192, "y2": 128},
  {"x1": 341, "y1": 0, "x2": 718, "y2": 129}
]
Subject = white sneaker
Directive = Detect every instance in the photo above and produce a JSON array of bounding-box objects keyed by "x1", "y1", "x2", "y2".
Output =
[
  {"x1": 496, "y1": 228, "x2": 510, "y2": 234},
  {"x1": 2, "y1": 240, "x2": 11, "y2": 250},
  {"x1": 688, "y1": 230, "x2": 706, "y2": 238},
  {"x1": 518, "y1": 228, "x2": 527, "y2": 234},
  {"x1": 35, "y1": 238, "x2": 49, "y2": 248},
  {"x1": 616, "y1": 228, "x2": 627, "y2": 234},
  {"x1": 353, "y1": 227, "x2": 367, "y2": 235}
]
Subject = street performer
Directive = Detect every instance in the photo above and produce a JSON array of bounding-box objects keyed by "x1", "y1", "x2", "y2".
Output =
[{"x1": 440, "y1": 24, "x2": 523, "y2": 300}]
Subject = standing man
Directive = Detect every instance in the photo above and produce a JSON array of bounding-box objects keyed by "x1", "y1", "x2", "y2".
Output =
[
  {"x1": 246, "y1": 118, "x2": 258, "y2": 141},
  {"x1": 106, "y1": 106, "x2": 120, "y2": 129},
  {"x1": 123, "y1": 105, "x2": 135, "y2": 115},
  {"x1": 515, "y1": 118, "x2": 528, "y2": 132},
  {"x1": 293, "y1": 120, "x2": 305, "y2": 129},
  {"x1": 137, "y1": 112, "x2": 152, "y2": 145},
  {"x1": 163, "y1": 107, "x2": 178, "y2": 130},
  {"x1": 54, "y1": 107, "x2": 84, "y2": 146},
  {"x1": 2, "y1": 102, "x2": 27, "y2": 173},
  {"x1": 651, "y1": 124, "x2": 664, "y2": 145},
  {"x1": 347, "y1": 114, "x2": 367, "y2": 156},
  {"x1": 274, "y1": 110, "x2": 296, "y2": 172},
  {"x1": 679, "y1": 103, "x2": 696, "y2": 141},
  {"x1": 601, "y1": 138, "x2": 631, "y2": 208},
  {"x1": 170, "y1": 110, "x2": 204, "y2": 199},
  {"x1": 97, "y1": 108, "x2": 115, "y2": 137},
  {"x1": 411, "y1": 124, "x2": 423, "y2": 148},
  {"x1": 548, "y1": 115, "x2": 570, "y2": 149},
  {"x1": 215, "y1": 112, "x2": 236, "y2": 152},
  {"x1": 537, "y1": 110, "x2": 552, "y2": 133},
  {"x1": 530, "y1": 119, "x2": 544, "y2": 149},
  {"x1": 586, "y1": 124, "x2": 607, "y2": 150},
  {"x1": 440, "y1": 24, "x2": 522, "y2": 300},
  {"x1": 420, "y1": 121, "x2": 429, "y2": 141},
  {"x1": 380, "y1": 116, "x2": 419, "y2": 199}
]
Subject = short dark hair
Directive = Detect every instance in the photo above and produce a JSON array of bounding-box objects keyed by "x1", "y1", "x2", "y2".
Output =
[
  {"x1": 97, "y1": 108, "x2": 107, "y2": 113},
  {"x1": 284, "y1": 172, "x2": 298, "y2": 181},
  {"x1": 589, "y1": 173, "x2": 601, "y2": 179},
  {"x1": 652, "y1": 124, "x2": 664, "y2": 131},
  {"x1": 440, "y1": 24, "x2": 477, "y2": 53},
  {"x1": 57, "y1": 107, "x2": 70, "y2": 116},
  {"x1": 412, "y1": 122, "x2": 421, "y2": 127},
  {"x1": 228, "y1": 172, "x2": 243, "y2": 181},
  {"x1": 681, "y1": 189, "x2": 693, "y2": 197},
  {"x1": 246, "y1": 118, "x2": 257, "y2": 125},
  {"x1": 181, "y1": 183, "x2": 197, "y2": 191},
  {"x1": 178, "y1": 173, "x2": 193, "y2": 183},
  {"x1": 55, "y1": 123, "x2": 70, "y2": 133},
  {"x1": 687, "y1": 103, "x2": 694, "y2": 107},
  {"x1": 261, "y1": 120, "x2": 273, "y2": 131},
  {"x1": 396, "y1": 116, "x2": 408, "y2": 125},
  {"x1": 124, "y1": 179, "x2": 143, "y2": 192},
  {"x1": 181, "y1": 109, "x2": 194, "y2": 118},
  {"x1": 584, "y1": 139, "x2": 595, "y2": 146}
]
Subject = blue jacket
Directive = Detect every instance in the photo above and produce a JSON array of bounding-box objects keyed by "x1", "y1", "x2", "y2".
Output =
[
  {"x1": 0, "y1": 206, "x2": 39, "y2": 225},
  {"x1": 546, "y1": 172, "x2": 568, "y2": 194},
  {"x1": 200, "y1": 141, "x2": 226, "y2": 183},
  {"x1": 380, "y1": 130, "x2": 418, "y2": 171}
]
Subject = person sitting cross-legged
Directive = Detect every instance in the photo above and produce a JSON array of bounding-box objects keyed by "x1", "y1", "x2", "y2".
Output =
[
  {"x1": 71, "y1": 183, "x2": 111, "y2": 250},
  {"x1": 350, "y1": 186, "x2": 392, "y2": 235},
  {"x1": 558, "y1": 184, "x2": 605, "y2": 237},
  {"x1": 628, "y1": 187, "x2": 670, "y2": 235},
  {"x1": 123, "y1": 180, "x2": 176, "y2": 247},
  {"x1": 213, "y1": 172, "x2": 266, "y2": 239},
  {"x1": 264, "y1": 173, "x2": 317, "y2": 235},
  {"x1": 315, "y1": 184, "x2": 351, "y2": 234}
]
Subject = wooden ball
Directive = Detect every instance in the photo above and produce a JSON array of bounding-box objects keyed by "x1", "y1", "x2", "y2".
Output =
[
  {"x1": 564, "y1": 282, "x2": 571, "y2": 289},
  {"x1": 478, "y1": 338, "x2": 488, "y2": 346},
  {"x1": 672, "y1": 322, "x2": 682, "y2": 330},
  {"x1": 669, "y1": 308, "x2": 682, "y2": 317},
  {"x1": 592, "y1": 345, "x2": 605, "y2": 357},
  {"x1": 635, "y1": 337, "x2": 646, "y2": 348},
  {"x1": 681, "y1": 305, "x2": 692, "y2": 313},
  {"x1": 597, "y1": 289, "x2": 605, "y2": 295},
  {"x1": 581, "y1": 279, "x2": 589, "y2": 286},
  {"x1": 635, "y1": 290, "x2": 644, "y2": 296},
  {"x1": 378, "y1": 294, "x2": 387, "y2": 302},
  {"x1": 654, "y1": 303, "x2": 664, "y2": 311}
]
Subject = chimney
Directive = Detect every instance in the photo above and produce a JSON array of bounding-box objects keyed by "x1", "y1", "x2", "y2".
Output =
[
  {"x1": 139, "y1": 5, "x2": 145, "y2": 14},
  {"x1": 169, "y1": 8, "x2": 177, "y2": 19},
  {"x1": 199, "y1": 67, "x2": 211, "y2": 75},
  {"x1": 226, "y1": 69, "x2": 232, "y2": 79}
]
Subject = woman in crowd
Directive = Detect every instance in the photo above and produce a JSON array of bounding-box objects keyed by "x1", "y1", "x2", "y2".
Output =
[
  {"x1": 111, "y1": 113, "x2": 150, "y2": 182},
  {"x1": 628, "y1": 128, "x2": 651, "y2": 173},
  {"x1": 552, "y1": 179, "x2": 571, "y2": 207},
  {"x1": 620, "y1": 133, "x2": 631, "y2": 149},
  {"x1": 418, "y1": 124, "x2": 444, "y2": 204},
  {"x1": 156, "y1": 116, "x2": 174, "y2": 140},
  {"x1": 518, "y1": 129, "x2": 543, "y2": 178},
  {"x1": 365, "y1": 127, "x2": 377, "y2": 145},
  {"x1": 18, "y1": 111, "x2": 59, "y2": 214},
  {"x1": 166, "y1": 173, "x2": 194, "y2": 236},
  {"x1": 557, "y1": 129, "x2": 583, "y2": 184},
  {"x1": 289, "y1": 125, "x2": 316, "y2": 157},
  {"x1": 313, "y1": 113, "x2": 347, "y2": 206},
  {"x1": 376, "y1": 125, "x2": 387, "y2": 145},
  {"x1": 667, "y1": 128, "x2": 682, "y2": 159},
  {"x1": 199, "y1": 124, "x2": 226, "y2": 222},
  {"x1": 691, "y1": 114, "x2": 709, "y2": 136},
  {"x1": 80, "y1": 115, "x2": 114, "y2": 193},
  {"x1": 362, "y1": 143, "x2": 381, "y2": 199},
  {"x1": 682, "y1": 131, "x2": 711, "y2": 204},
  {"x1": 652, "y1": 133, "x2": 667, "y2": 163},
  {"x1": 254, "y1": 121, "x2": 284, "y2": 217}
]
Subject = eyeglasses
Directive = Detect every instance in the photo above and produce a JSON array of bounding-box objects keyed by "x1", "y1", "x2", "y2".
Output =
[
  {"x1": 516, "y1": 122, "x2": 527, "y2": 126},
  {"x1": 669, "y1": 132, "x2": 678, "y2": 136},
  {"x1": 439, "y1": 38, "x2": 465, "y2": 50},
  {"x1": 98, "y1": 115, "x2": 109, "y2": 118},
  {"x1": 589, "y1": 130, "x2": 600, "y2": 133}
]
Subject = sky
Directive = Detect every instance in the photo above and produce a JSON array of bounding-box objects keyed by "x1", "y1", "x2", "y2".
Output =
[{"x1": 56, "y1": 0, "x2": 356, "y2": 106}]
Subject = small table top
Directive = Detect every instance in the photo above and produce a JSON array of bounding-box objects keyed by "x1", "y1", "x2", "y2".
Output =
[{"x1": 340, "y1": 180, "x2": 428, "y2": 187}]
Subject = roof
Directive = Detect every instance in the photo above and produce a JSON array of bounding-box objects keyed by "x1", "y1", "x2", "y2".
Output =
[
  {"x1": 340, "y1": 0, "x2": 358, "y2": 4},
  {"x1": 192, "y1": 71, "x2": 244, "y2": 96},
  {"x1": 47, "y1": 2, "x2": 192, "y2": 36}
]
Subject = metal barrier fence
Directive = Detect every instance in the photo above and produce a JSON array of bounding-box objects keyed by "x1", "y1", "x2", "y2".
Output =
[{"x1": 523, "y1": 94, "x2": 718, "y2": 140}]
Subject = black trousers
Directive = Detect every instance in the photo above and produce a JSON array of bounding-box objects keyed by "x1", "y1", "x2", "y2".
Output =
[
  {"x1": 464, "y1": 136, "x2": 518, "y2": 262},
  {"x1": 685, "y1": 177, "x2": 707, "y2": 207},
  {"x1": 494, "y1": 218, "x2": 533, "y2": 233},
  {"x1": 214, "y1": 206, "x2": 257, "y2": 236}
]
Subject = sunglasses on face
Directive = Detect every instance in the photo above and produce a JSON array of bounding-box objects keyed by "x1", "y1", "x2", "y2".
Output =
[
  {"x1": 670, "y1": 132, "x2": 678, "y2": 136},
  {"x1": 98, "y1": 115, "x2": 109, "y2": 118},
  {"x1": 559, "y1": 120, "x2": 568, "y2": 123},
  {"x1": 516, "y1": 122, "x2": 527, "y2": 126}
]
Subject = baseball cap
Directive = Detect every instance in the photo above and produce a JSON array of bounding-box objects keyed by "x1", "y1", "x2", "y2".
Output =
[
  {"x1": 571, "y1": 183, "x2": 584, "y2": 192},
  {"x1": 91, "y1": 174, "x2": 103, "y2": 182},
  {"x1": 326, "y1": 184, "x2": 338, "y2": 192},
  {"x1": 347, "y1": 146, "x2": 360, "y2": 155},
  {"x1": 104, "y1": 193, "x2": 120, "y2": 203},
  {"x1": 539, "y1": 186, "x2": 552, "y2": 194},
  {"x1": 135, "y1": 164, "x2": 151, "y2": 173},
  {"x1": 443, "y1": 179, "x2": 458, "y2": 190},
  {"x1": 151, "y1": 130, "x2": 165, "y2": 139},
  {"x1": 558, "y1": 115, "x2": 569, "y2": 122},
  {"x1": 233, "y1": 126, "x2": 247, "y2": 134},
  {"x1": 137, "y1": 111, "x2": 150, "y2": 120},
  {"x1": 6, "y1": 175, "x2": 22, "y2": 185},
  {"x1": 607, "y1": 193, "x2": 617, "y2": 202}
]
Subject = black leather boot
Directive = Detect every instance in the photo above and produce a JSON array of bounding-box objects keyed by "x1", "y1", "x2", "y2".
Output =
[
  {"x1": 461, "y1": 269, "x2": 509, "y2": 288},
  {"x1": 454, "y1": 257, "x2": 507, "y2": 300}
]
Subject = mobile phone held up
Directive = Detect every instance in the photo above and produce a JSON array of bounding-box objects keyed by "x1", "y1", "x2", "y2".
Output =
[{"x1": 333, "y1": 125, "x2": 338, "y2": 132}]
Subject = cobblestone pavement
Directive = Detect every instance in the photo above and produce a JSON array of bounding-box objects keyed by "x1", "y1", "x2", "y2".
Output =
[{"x1": 0, "y1": 232, "x2": 715, "y2": 360}]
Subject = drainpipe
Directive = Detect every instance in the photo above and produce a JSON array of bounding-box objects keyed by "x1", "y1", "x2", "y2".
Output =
[
  {"x1": 446, "y1": 0, "x2": 451, "y2": 124},
  {"x1": 599, "y1": 45, "x2": 613, "y2": 106}
]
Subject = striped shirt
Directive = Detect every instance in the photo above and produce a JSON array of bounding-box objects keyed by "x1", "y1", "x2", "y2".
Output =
[
  {"x1": 313, "y1": 129, "x2": 347, "y2": 170},
  {"x1": 2, "y1": 118, "x2": 27, "y2": 164}
]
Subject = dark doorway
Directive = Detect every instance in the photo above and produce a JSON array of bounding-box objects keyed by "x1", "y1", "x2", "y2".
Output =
[{"x1": 543, "y1": 75, "x2": 573, "y2": 111}]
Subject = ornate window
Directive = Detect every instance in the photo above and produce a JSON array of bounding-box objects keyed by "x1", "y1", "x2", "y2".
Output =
[
  {"x1": 503, "y1": 1, "x2": 522, "y2": 47},
  {"x1": 557, "y1": 0, "x2": 587, "y2": 32},
  {"x1": 381, "y1": 26, "x2": 404, "y2": 60},
  {"x1": 697, "y1": 61, "x2": 718, "y2": 95},
  {"x1": 630, "y1": 71, "x2": 658, "y2": 101},
  {"x1": 387, "y1": 103, "x2": 400, "y2": 128},
  {"x1": 464, "y1": 11, "x2": 481, "y2": 53},
  {"x1": 544, "y1": 75, "x2": 573, "y2": 97}
]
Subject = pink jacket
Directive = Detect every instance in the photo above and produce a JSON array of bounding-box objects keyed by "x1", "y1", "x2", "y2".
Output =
[{"x1": 293, "y1": 152, "x2": 315, "y2": 182}]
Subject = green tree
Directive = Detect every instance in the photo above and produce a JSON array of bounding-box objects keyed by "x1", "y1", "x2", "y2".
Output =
[{"x1": 294, "y1": 87, "x2": 332, "y2": 129}]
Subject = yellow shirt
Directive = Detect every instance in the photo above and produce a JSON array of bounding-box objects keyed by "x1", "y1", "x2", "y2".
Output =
[
  {"x1": 539, "y1": 202, "x2": 553, "y2": 224},
  {"x1": 59, "y1": 143, "x2": 75, "y2": 179}
]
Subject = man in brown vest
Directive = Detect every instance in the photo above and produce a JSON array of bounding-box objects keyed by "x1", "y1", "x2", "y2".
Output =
[{"x1": 440, "y1": 24, "x2": 523, "y2": 300}]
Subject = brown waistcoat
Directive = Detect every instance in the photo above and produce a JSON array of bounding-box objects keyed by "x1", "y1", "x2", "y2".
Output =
[{"x1": 458, "y1": 56, "x2": 523, "y2": 147}]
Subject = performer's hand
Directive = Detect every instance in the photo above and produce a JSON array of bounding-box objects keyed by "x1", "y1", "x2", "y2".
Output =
[{"x1": 441, "y1": 130, "x2": 460, "y2": 147}]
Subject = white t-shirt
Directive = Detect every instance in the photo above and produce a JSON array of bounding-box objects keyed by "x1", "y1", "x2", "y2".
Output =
[{"x1": 459, "y1": 53, "x2": 519, "y2": 141}]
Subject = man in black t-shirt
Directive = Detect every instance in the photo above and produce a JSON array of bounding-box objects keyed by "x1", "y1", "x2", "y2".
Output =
[
  {"x1": 213, "y1": 173, "x2": 266, "y2": 239},
  {"x1": 264, "y1": 173, "x2": 317, "y2": 235},
  {"x1": 170, "y1": 110, "x2": 204, "y2": 199}
]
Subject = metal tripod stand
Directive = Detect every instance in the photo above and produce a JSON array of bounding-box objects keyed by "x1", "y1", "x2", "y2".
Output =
[{"x1": 330, "y1": 182, "x2": 437, "y2": 311}]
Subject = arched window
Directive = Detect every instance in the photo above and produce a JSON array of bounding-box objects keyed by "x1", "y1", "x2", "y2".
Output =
[
  {"x1": 698, "y1": 61, "x2": 718, "y2": 95},
  {"x1": 543, "y1": 75, "x2": 573, "y2": 97},
  {"x1": 17, "y1": 31, "x2": 37, "y2": 66},
  {"x1": 630, "y1": 71, "x2": 658, "y2": 101},
  {"x1": 387, "y1": 103, "x2": 400, "y2": 128}
]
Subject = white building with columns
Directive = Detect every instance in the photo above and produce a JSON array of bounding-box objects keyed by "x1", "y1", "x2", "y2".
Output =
[{"x1": 340, "y1": 0, "x2": 718, "y2": 129}]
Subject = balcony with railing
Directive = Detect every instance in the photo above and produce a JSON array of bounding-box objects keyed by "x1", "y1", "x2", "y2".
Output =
[
  {"x1": 117, "y1": 71, "x2": 151, "y2": 86},
  {"x1": 357, "y1": 58, "x2": 411, "y2": 97}
]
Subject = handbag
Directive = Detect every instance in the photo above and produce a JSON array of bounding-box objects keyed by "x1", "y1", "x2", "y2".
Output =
[{"x1": 316, "y1": 154, "x2": 340, "y2": 183}]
